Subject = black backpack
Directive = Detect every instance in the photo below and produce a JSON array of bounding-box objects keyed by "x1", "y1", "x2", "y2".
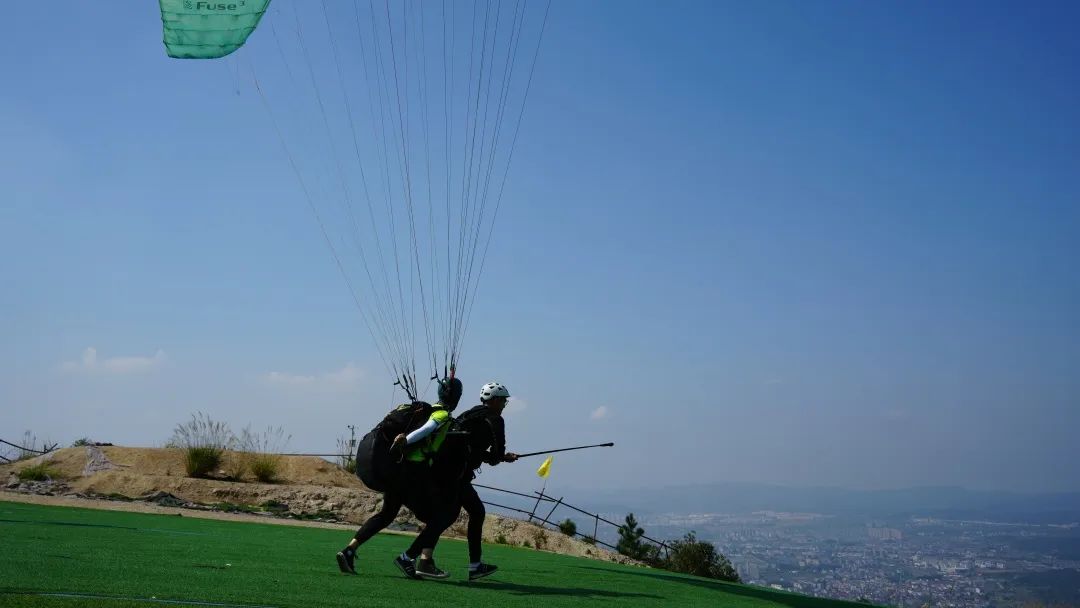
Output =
[
  {"x1": 449, "y1": 405, "x2": 491, "y2": 436},
  {"x1": 430, "y1": 406, "x2": 493, "y2": 481},
  {"x1": 354, "y1": 401, "x2": 434, "y2": 492},
  {"x1": 376, "y1": 401, "x2": 435, "y2": 439}
]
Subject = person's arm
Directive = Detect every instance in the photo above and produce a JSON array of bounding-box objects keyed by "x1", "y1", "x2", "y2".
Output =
[
  {"x1": 484, "y1": 416, "x2": 507, "y2": 465},
  {"x1": 393, "y1": 411, "x2": 448, "y2": 449},
  {"x1": 404, "y1": 418, "x2": 440, "y2": 445}
]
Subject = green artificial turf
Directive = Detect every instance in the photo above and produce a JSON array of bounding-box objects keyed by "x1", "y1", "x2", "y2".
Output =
[{"x1": 0, "y1": 500, "x2": 869, "y2": 607}]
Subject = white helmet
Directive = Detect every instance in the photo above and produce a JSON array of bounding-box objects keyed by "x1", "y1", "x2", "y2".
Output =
[{"x1": 480, "y1": 382, "x2": 510, "y2": 401}]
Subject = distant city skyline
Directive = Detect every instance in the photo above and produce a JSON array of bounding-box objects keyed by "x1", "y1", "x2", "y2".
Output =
[{"x1": 634, "y1": 507, "x2": 1080, "y2": 606}]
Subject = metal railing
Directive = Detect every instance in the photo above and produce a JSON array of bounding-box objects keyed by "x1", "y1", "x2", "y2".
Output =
[
  {"x1": 274, "y1": 450, "x2": 670, "y2": 557},
  {"x1": 473, "y1": 483, "x2": 671, "y2": 556},
  {"x1": 0, "y1": 438, "x2": 59, "y2": 463}
]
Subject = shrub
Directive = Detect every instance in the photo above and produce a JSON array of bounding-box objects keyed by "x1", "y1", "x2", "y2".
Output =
[
  {"x1": 494, "y1": 533, "x2": 509, "y2": 545},
  {"x1": 661, "y1": 531, "x2": 741, "y2": 583},
  {"x1": 185, "y1": 446, "x2": 224, "y2": 478},
  {"x1": 213, "y1": 502, "x2": 264, "y2": 514},
  {"x1": 19, "y1": 462, "x2": 60, "y2": 481},
  {"x1": 222, "y1": 451, "x2": 249, "y2": 481},
  {"x1": 616, "y1": 513, "x2": 666, "y2": 565},
  {"x1": 261, "y1": 500, "x2": 289, "y2": 513},
  {"x1": 336, "y1": 436, "x2": 357, "y2": 473},
  {"x1": 71, "y1": 438, "x2": 93, "y2": 447},
  {"x1": 169, "y1": 412, "x2": 235, "y2": 478},
  {"x1": 531, "y1": 529, "x2": 548, "y2": 550},
  {"x1": 642, "y1": 543, "x2": 664, "y2": 566},
  {"x1": 581, "y1": 535, "x2": 597, "y2": 546},
  {"x1": 236, "y1": 425, "x2": 289, "y2": 454},
  {"x1": 169, "y1": 412, "x2": 234, "y2": 451},
  {"x1": 558, "y1": 518, "x2": 577, "y2": 536},
  {"x1": 250, "y1": 454, "x2": 282, "y2": 483},
  {"x1": 237, "y1": 425, "x2": 290, "y2": 483}
]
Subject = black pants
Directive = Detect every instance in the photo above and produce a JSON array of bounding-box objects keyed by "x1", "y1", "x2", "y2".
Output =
[
  {"x1": 458, "y1": 481, "x2": 486, "y2": 563},
  {"x1": 397, "y1": 478, "x2": 483, "y2": 560},
  {"x1": 352, "y1": 484, "x2": 405, "y2": 545},
  {"x1": 352, "y1": 462, "x2": 456, "y2": 558},
  {"x1": 404, "y1": 486, "x2": 457, "y2": 559}
]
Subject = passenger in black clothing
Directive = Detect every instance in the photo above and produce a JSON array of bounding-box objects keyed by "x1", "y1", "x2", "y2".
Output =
[{"x1": 430, "y1": 381, "x2": 519, "y2": 581}]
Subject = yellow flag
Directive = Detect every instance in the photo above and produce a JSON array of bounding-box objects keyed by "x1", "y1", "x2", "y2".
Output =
[{"x1": 536, "y1": 456, "x2": 553, "y2": 479}]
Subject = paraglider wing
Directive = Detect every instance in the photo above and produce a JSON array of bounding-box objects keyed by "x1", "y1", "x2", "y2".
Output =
[
  {"x1": 160, "y1": 1, "x2": 552, "y2": 397},
  {"x1": 159, "y1": 0, "x2": 271, "y2": 59}
]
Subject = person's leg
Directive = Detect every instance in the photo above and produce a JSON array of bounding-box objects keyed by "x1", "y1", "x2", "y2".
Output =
[
  {"x1": 407, "y1": 508, "x2": 455, "y2": 579},
  {"x1": 457, "y1": 482, "x2": 497, "y2": 580},
  {"x1": 459, "y1": 483, "x2": 486, "y2": 564},
  {"x1": 353, "y1": 490, "x2": 405, "y2": 545},
  {"x1": 400, "y1": 472, "x2": 458, "y2": 579},
  {"x1": 405, "y1": 502, "x2": 457, "y2": 559},
  {"x1": 337, "y1": 488, "x2": 404, "y2": 573}
]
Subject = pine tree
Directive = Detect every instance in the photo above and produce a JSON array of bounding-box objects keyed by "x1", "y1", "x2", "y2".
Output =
[{"x1": 617, "y1": 513, "x2": 648, "y2": 559}]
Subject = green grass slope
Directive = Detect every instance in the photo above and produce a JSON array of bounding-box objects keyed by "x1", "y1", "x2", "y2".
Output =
[{"x1": 0, "y1": 500, "x2": 871, "y2": 608}]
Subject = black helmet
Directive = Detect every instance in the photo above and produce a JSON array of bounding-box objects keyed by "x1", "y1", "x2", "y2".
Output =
[{"x1": 437, "y1": 377, "x2": 464, "y2": 411}]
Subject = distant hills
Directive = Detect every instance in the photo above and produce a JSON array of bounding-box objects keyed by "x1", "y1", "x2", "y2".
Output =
[{"x1": 578, "y1": 482, "x2": 1080, "y2": 523}]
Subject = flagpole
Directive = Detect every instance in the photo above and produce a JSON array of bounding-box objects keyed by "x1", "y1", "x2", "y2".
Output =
[{"x1": 529, "y1": 456, "x2": 553, "y2": 522}]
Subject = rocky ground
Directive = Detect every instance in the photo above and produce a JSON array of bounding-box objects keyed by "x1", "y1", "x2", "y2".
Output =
[{"x1": 1, "y1": 446, "x2": 636, "y2": 564}]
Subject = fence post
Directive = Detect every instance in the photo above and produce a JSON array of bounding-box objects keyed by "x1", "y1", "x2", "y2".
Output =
[
  {"x1": 529, "y1": 485, "x2": 548, "y2": 522},
  {"x1": 593, "y1": 513, "x2": 599, "y2": 541},
  {"x1": 542, "y1": 497, "x2": 564, "y2": 528}
]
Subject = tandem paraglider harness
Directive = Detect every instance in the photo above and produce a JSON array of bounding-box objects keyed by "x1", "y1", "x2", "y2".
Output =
[
  {"x1": 354, "y1": 401, "x2": 437, "y2": 493},
  {"x1": 355, "y1": 400, "x2": 492, "y2": 492}
]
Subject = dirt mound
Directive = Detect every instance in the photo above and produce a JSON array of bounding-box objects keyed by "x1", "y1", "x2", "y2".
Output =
[
  {"x1": 86, "y1": 446, "x2": 363, "y2": 487},
  {"x1": 1, "y1": 446, "x2": 634, "y2": 564},
  {"x1": 2, "y1": 446, "x2": 383, "y2": 521}
]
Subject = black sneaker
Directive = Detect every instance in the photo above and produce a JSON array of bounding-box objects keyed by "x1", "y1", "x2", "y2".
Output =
[
  {"x1": 468, "y1": 563, "x2": 498, "y2": 581},
  {"x1": 336, "y1": 551, "x2": 356, "y2": 575},
  {"x1": 415, "y1": 557, "x2": 449, "y2": 579},
  {"x1": 394, "y1": 555, "x2": 419, "y2": 580}
]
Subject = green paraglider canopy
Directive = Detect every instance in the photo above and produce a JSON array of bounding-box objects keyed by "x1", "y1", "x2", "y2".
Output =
[{"x1": 159, "y1": 0, "x2": 271, "y2": 59}]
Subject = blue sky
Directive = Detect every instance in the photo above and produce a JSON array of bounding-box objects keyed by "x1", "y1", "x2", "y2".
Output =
[{"x1": 2, "y1": 1, "x2": 1078, "y2": 494}]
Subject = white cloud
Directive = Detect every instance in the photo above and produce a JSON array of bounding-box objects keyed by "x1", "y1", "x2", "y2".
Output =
[
  {"x1": 61, "y1": 347, "x2": 166, "y2": 374},
  {"x1": 590, "y1": 406, "x2": 609, "y2": 420},
  {"x1": 262, "y1": 363, "x2": 364, "y2": 390}
]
